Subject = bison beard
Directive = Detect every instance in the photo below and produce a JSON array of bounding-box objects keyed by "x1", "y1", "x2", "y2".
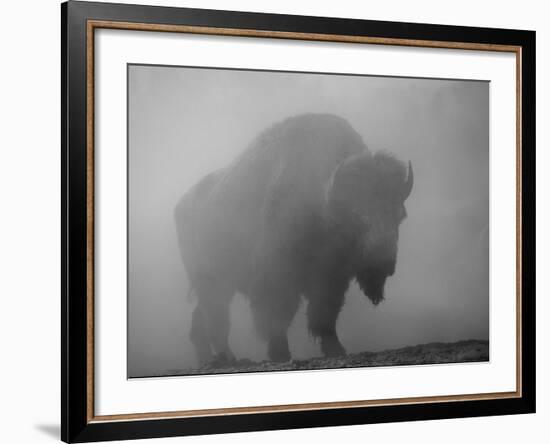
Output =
[
  {"x1": 356, "y1": 267, "x2": 388, "y2": 306},
  {"x1": 175, "y1": 113, "x2": 412, "y2": 364}
]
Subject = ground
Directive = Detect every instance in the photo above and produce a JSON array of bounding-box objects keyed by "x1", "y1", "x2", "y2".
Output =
[{"x1": 163, "y1": 339, "x2": 489, "y2": 377}]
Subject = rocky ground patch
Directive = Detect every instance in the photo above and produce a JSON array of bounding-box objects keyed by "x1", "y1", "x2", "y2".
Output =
[{"x1": 163, "y1": 339, "x2": 488, "y2": 377}]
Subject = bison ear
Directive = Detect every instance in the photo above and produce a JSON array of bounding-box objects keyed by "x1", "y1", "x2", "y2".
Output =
[
  {"x1": 402, "y1": 161, "x2": 413, "y2": 200},
  {"x1": 327, "y1": 154, "x2": 368, "y2": 199}
]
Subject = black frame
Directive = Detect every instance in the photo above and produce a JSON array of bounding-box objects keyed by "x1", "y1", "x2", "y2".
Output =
[{"x1": 62, "y1": 1, "x2": 536, "y2": 442}]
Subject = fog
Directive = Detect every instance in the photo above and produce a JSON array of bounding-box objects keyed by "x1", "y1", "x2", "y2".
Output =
[{"x1": 127, "y1": 64, "x2": 489, "y2": 377}]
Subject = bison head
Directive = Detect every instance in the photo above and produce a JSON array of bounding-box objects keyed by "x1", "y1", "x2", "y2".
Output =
[{"x1": 325, "y1": 151, "x2": 413, "y2": 305}]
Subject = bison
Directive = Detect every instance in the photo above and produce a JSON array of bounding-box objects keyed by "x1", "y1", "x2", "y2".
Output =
[{"x1": 175, "y1": 113, "x2": 413, "y2": 364}]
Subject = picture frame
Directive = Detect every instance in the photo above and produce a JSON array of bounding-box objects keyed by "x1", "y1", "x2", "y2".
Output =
[{"x1": 61, "y1": 1, "x2": 536, "y2": 442}]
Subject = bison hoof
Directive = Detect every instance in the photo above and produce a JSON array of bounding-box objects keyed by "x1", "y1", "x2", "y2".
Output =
[
  {"x1": 209, "y1": 351, "x2": 236, "y2": 368},
  {"x1": 322, "y1": 338, "x2": 347, "y2": 357},
  {"x1": 268, "y1": 340, "x2": 291, "y2": 362},
  {"x1": 269, "y1": 351, "x2": 291, "y2": 362}
]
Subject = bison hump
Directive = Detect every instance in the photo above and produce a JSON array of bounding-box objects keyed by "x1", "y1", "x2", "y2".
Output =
[{"x1": 215, "y1": 114, "x2": 369, "y2": 203}]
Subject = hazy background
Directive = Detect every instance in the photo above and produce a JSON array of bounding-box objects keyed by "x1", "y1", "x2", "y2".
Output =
[{"x1": 128, "y1": 64, "x2": 489, "y2": 378}]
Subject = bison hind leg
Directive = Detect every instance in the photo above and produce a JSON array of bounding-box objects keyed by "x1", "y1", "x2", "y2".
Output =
[
  {"x1": 190, "y1": 305, "x2": 213, "y2": 365},
  {"x1": 191, "y1": 279, "x2": 236, "y2": 366}
]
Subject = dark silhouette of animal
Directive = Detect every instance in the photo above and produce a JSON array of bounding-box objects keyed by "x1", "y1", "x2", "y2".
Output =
[{"x1": 175, "y1": 114, "x2": 413, "y2": 364}]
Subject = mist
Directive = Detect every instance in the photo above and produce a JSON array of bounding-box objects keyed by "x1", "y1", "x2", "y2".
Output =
[{"x1": 127, "y1": 65, "x2": 489, "y2": 378}]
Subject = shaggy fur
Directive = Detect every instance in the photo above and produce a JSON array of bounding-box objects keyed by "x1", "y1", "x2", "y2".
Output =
[{"x1": 174, "y1": 114, "x2": 413, "y2": 363}]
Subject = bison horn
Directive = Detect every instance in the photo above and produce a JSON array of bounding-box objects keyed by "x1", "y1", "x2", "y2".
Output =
[{"x1": 403, "y1": 161, "x2": 414, "y2": 200}]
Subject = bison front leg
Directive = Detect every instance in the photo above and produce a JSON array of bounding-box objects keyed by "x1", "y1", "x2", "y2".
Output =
[{"x1": 305, "y1": 284, "x2": 347, "y2": 358}]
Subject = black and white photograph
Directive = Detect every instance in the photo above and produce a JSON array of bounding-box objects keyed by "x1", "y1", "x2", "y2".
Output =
[
  {"x1": 127, "y1": 65, "x2": 490, "y2": 378},
  {"x1": 1, "y1": 0, "x2": 544, "y2": 441}
]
